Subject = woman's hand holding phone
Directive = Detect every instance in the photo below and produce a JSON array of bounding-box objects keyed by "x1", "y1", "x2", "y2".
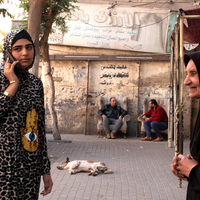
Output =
[
  {"x1": 4, "y1": 58, "x2": 19, "y2": 84},
  {"x1": 3, "y1": 58, "x2": 20, "y2": 98}
]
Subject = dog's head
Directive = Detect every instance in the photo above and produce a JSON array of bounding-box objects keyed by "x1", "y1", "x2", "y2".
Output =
[{"x1": 57, "y1": 157, "x2": 70, "y2": 170}]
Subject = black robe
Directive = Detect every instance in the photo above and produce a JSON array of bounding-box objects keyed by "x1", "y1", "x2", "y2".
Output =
[
  {"x1": 183, "y1": 50, "x2": 200, "y2": 200},
  {"x1": 187, "y1": 109, "x2": 200, "y2": 199}
]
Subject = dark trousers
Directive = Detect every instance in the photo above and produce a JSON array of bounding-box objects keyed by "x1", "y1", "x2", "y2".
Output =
[
  {"x1": 103, "y1": 117, "x2": 123, "y2": 135},
  {"x1": 143, "y1": 121, "x2": 168, "y2": 138}
]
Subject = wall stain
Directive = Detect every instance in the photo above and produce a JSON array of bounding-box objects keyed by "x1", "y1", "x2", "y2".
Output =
[
  {"x1": 53, "y1": 77, "x2": 63, "y2": 82},
  {"x1": 140, "y1": 88, "x2": 163, "y2": 97},
  {"x1": 140, "y1": 73, "x2": 169, "y2": 87}
]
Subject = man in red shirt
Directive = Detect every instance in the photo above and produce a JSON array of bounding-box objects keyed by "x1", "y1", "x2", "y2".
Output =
[{"x1": 140, "y1": 99, "x2": 168, "y2": 142}]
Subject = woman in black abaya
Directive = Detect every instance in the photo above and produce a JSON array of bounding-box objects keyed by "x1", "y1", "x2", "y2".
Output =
[{"x1": 171, "y1": 51, "x2": 200, "y2": 200}]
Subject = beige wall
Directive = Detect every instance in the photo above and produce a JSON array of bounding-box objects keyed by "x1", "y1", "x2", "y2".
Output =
[
  {"x1": 46, "y1": 45, "x2": 189, "y2": 137},
  {"x1": 47, "y1": 60, "x2": 88, "y2": 134}
]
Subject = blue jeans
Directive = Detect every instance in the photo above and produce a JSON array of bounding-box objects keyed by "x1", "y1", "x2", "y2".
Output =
[{"x1": 143, "y1": 121, "x2": 168, "y2": 138}]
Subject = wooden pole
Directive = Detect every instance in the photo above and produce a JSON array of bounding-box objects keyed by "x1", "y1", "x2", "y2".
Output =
[
  {"x1": 182, "y1": 15, "x2": 200, "y2": 19},
  {"x1": 174, "y1": 23, "x2": 179, "y2": 157},
  {"x1": 176, "y1": 13, "x2": 184, "y2": 188},
  {"x1": 173, "y1": 36, "x2": 176, "y2": 148},
  {"x1": 179, "y1": 14, "x2": 184, "y2": 156},
  {"x1": 168, "y1": 38, "x2": 174, "y2": 148},
  {"x1": 174, "y1": 19, "x2": 182, "y2": 188}
]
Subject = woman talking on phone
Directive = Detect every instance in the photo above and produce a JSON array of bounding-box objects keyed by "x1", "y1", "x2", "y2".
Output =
[{"x1": 0, "y1": 29, "x2": 53, "y2": 199}]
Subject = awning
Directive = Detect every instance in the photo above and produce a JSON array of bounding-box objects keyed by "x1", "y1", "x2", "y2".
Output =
[{"x1": 183, "y1": 7, "x2": 200, "y2": 43}]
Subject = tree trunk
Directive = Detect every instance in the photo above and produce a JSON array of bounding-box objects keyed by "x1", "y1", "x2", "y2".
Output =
[
  {"x1": 41, "y1": 42, "x2": 61, "y2": 140},
  {"x1": 27, "y1": 0, "x2": 61, "y2": 140},
  {"x1": 42, "y1": 63, "x2": 61, "y2": 140},
  {"x1": 40, "y1": 8, "x2": 61, "y2": 140},
  {"x1": 30, "y1": 54, "x2": 40, "y2": 76},
  {"x1": 27, "y1": 0, "x2": 47, "y2": 76}
]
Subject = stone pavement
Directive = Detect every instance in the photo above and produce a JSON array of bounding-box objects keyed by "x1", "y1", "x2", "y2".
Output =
[{"x1": 39, "y1": 134, "x2": 190, "y2": 200}]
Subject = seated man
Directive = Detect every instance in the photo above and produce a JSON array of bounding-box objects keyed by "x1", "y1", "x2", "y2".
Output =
[
  {"x1": 98, "y1": 97, "x2": 128, "y2": 139},
  {"x1": 140, "y1": 99, "x2": 168, "y2": 142}
]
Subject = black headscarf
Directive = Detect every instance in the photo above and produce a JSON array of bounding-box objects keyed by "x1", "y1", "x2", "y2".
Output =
[
  {"x1": 1, "y1": 29, "x2": 35, "y2": 72},
  {"x1": 0, "y1": 29, "x2": 35, "y2": 84},
  {"x1": 184, "y1": 51, "x2": 200, "y2": 82},
  {"x1": 12, "y1": 29, "x2": 34, "y2": 48}
]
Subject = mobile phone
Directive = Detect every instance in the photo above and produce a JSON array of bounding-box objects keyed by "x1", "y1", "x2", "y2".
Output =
[{"x1": 5, "y1": 50, "x2": 20, "y2": 72}]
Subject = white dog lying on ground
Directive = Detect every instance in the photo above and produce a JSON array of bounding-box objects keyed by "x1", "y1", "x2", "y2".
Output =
[{"x1": 57, "y1": 158, "x2": 113, "y2": 176}]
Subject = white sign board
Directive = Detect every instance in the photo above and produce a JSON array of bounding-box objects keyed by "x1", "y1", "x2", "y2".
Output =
[{"x1": 49, "y1": 3, "x2": 170, "y2": 53}]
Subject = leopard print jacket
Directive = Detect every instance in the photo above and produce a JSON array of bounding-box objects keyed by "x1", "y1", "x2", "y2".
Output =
[{"x1": 0, "y1": 29, "x2": 51, "y2": 199}]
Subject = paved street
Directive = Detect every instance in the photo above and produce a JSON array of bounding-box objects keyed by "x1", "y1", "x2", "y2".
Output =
[{"x1": 39, "y1": 134, "x2": 189, "y2": 200}]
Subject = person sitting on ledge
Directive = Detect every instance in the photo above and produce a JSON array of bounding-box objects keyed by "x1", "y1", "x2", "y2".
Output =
[
  {"x1": 140, "y1": 99, "x2": 168, "y2": 142},
  {"x1": 98, "y1": 97, "x2": 128, "y2": 139}
]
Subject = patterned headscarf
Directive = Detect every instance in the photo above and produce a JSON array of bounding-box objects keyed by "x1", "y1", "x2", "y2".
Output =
[{"x1": 0, "y1": 29, "x2": 35, "y2": 82}]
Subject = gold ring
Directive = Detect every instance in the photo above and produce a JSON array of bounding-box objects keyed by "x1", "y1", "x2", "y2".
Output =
[{"x1": 5, "y1": 66, "x2": 10, "y2": 69}]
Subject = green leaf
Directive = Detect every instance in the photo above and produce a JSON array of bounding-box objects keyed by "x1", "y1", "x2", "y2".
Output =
[
  {"x1": 20, "y1": 0, "x2": 78, "y2": 39},
  {"x1": 0, "y1": 8, "x2": 13, "y2": 18}
]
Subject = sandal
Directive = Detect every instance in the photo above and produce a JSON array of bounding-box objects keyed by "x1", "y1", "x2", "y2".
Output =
[
  {"x1": 107, "y1": 134, "x2": 111, "y2": 139},
  {"x1": 111, "y1": 134, "x2": 115, "y2": 139}
]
